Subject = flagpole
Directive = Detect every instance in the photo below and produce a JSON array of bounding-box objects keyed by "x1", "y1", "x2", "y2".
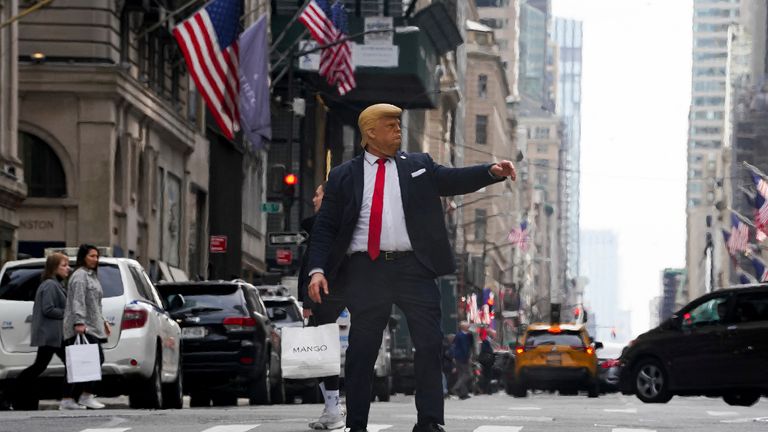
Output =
[
  {"x1": 728, "y1": 206, "x2": 757, "y2": 229},
  {"x1": 743, "y1": 161, "x2": 768, "y2": 180},
  {"x1": 134, "y1": 0, "x2": 202, "y2": 40},
  {"x1": 269, "y1": 0, "x2": 311, "y2": 53},
  {"x1": 0, "y1": 0, "x2": 55, "y2": 29}
]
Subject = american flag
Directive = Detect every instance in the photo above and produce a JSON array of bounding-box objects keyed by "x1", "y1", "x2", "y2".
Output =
[
  {"x1": 173, "y1": 0, "x2": 242, "y2": 140},
  {"x1": 508, "y1": 221, "x2": 530, "y2": 251},
  {"x1": 299, "y1": 0, "x2": 356, "y2": 95},
  {"x1": 751, "y1": 173, "x2": 768, "y2": 240},
  {"x1": 750, "y1": 255, "x2": 768, "y2": 282},
  {"x1": 727, "y1": 213, "x2": 749, "y2": 256}
]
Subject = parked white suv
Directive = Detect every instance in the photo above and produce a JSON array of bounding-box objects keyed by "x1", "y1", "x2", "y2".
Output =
[{"x1": 0, "y1": 257, "x2": 182, "y2": 409}]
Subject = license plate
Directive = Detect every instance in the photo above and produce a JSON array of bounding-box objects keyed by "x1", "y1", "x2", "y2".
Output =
[
  {"x1": 546, "y1": 354, "x2": 561, "y2": 365},
  {"x1": 182, "y1": 326, "x2": 206, "y2": 339}
]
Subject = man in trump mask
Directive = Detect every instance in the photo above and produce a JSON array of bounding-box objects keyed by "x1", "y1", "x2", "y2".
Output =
[{"x1": 308, "y1": 103, "x2": 516, "y2": 432}]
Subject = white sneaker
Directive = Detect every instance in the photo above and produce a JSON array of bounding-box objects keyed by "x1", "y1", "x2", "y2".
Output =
[
  {"x1": 59, "y1": 399, "x2": 86, "y2": 410},
  {"x1": 308, "y1": 408, "x2": 345, "y2": 430},
  {"x1": 78, "y1": 394, "x2": 105, "y2": 409}
]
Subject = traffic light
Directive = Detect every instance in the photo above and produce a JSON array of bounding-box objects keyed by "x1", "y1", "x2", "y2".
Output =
[{"x1": 282, "y1": 173, "x2": 297, "y2": 208}]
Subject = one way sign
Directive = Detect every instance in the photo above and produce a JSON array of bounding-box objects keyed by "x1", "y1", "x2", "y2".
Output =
[{"x1": 268, "y1": 231, "x2": 309, "y2": 246}]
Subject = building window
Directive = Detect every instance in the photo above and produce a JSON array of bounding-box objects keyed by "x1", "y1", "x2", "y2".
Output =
[
  {"x1": 476, "y1": 115, "x2": 488, "y2": 144},
  {"x1": 475, "y1": 208, "x2": 487, "y2": 240},
  {"x1": 478, "y1": 74, "x2": 488, "y2": 99},
  {"x1": 19, "y1": 132, "x2": 66, "y2": 198},
  {"x1": 534, "y1": 127, "x2": 550, "y2": 139},
  {"x1": 536, "y1": 144, "x2": 548, "y2": 153},
  {"x1": 114, "y1": 141, "x2": 124, "y2": 205}
]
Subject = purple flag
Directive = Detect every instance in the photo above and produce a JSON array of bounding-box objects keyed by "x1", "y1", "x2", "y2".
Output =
[{"x1": 238, "y1": 15, "x2": 271, "y2": 151}]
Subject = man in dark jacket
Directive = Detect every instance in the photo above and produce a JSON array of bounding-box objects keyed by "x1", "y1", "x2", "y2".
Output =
[
  {"x1": 298, "y1": 184, "x2": 347, "y2": 430},
  {"x1": 307, "y1": 103, "x2": 516, "y2": 432}
]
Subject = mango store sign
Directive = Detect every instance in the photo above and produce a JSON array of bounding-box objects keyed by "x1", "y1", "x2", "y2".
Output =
[{"x1": 298, "y1": 41, "x2": 399, "y2": 70}]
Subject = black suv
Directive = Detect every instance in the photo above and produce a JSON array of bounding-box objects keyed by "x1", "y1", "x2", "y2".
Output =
[
  {"x1": 157, "y1": 280, "x2": 281, "y2": 406},
  {"x1": 619, "y1": 284, "x2": 768, "y2": 406}
]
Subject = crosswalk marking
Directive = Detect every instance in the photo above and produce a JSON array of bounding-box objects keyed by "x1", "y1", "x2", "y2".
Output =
[
  {"x1": 612, "y1": 429, "x2": 656, "y2": 432},
  {"x1": 330, "y1": 425, "x2": 391, "y2": 432},
  {"x1": 604, "y1": 408, "x2": 637, "y2": 413},
  {"x1": 200, "y1": 426, "x2": 260, "y2": 432},
  {"x1": 80, "y1": 429, "x2": 131, "y2": 432},
  {"x1": 707, "y1": 410, "x2": 737, "y2": 416},
  {"x1": 473, "y1": 426, "x2": 523, "y2": 432}
]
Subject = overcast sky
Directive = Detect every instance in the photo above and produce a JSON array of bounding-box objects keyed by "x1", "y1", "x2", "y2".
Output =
[{"x1": 551, "y1": 0, "x2": 692, "y2": 336}]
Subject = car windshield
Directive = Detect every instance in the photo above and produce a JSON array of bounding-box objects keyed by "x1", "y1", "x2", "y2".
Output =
[
  {"x1": 158, "y1": 284, "x2": 248, "y2": 316},
  {"x1": 0, "y1": 263, "x2": 124, "y2": 301},
  {"x1": 524, "y1": 330, "x2": 584, "y2": 347},
  {"x1": 264, "y1": 300, "x2": 302, "y2": 324}
]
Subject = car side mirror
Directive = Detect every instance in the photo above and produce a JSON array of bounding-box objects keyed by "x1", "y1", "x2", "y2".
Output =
[
  {"x1": 594, "y1": 341, "x2": 604, "y2": 350},
  {"x1": 168, "y1": 294, "x2": 185, "y2": 311}
]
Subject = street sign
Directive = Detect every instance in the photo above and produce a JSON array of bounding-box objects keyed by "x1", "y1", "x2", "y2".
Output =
[
  {"x1": 210, "y1": 235, "x2": 227, "y2": 253},
  {"x1": 268, "y1": 231, "x2": 309, "y2": 246},
  {"x1": 261, "y1": 202, "x2": 283, "y2": 214},
  {"x1": 276, "y1": 249, "x2": 293, "y2": 265}
]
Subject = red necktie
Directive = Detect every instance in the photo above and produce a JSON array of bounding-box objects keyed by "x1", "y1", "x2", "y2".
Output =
[{"x1": 368, "y1": 158, "x2": 387, "y2": 260}]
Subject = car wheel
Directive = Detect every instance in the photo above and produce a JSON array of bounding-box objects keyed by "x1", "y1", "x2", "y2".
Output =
[
  {"x1": 271, "y1": 379, "x2": 286, "y2": 405},
  {"x1": 375, "y1": 376, "x2": 392, "y2": 402},
  {"x1": 633, "y1": 358, "x2": 672, "y2": 404},
  {"x1": 212, "y1": 392, "x2": 238, "y2": 406},
  {"x1": 511, "y1": 381, "x2": 527, "y2": 398},
  {"x1": 130, "y1": 348, "x2": 164, "y2": 409},
  {"x1": 161, "y1": 357, "x2": 184, "y2": 409},
  {"x1": 190, "y1": 391, "x2": 211, "y2": 407},
  {"x1": 248, "y1": 355, "x2": 271, "y2": 405},
  {"x1": 587, "y1": 379, "x2": 600, "y2": 398},
  {"x1": 723, "y1": 391, "x2": 761, "y2": 407}
]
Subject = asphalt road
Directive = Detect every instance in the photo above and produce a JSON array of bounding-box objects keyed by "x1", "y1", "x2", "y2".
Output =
[{"x1": 1, "y1": 392, "x2": 767, "y2": 432}]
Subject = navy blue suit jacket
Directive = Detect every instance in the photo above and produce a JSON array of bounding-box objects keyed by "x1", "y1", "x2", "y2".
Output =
[{"x1": 308, "y1": 151, "x2": 504, "y2": 280}]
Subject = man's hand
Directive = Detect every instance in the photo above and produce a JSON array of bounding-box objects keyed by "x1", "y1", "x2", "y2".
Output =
[
  {"x1": 490, "y1": 160, "x2": 517, "y2": 181},
  {"x1": 308, "y1": 273, "x2": 329, "y2": 304},
  {"x1": 104, "y1": 321, "x2": 112, "y2": 337}
]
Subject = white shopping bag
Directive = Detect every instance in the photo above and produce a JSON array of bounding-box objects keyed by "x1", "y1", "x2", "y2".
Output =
[
  {"x1": 65, "y1": 334, "x2": 102, "y2": 383},
  {"x1": 281, "y1": 323, "x2": 340, "y2": 379}
]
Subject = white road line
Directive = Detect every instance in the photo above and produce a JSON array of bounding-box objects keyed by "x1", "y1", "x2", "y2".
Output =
[
  {"x1": 611, "y1": 429, "x2": 656, "y2": 432},
  {"x1": 200, "y1": 426, "x2": 260, "y2": 432},
  {"x1": 473, "y1": 426, "x2": 524, "y2": 432},
  {"x1": 507, "y1": 406, "x2": 541, "y2": 411},
  {"x1": 707, "y1": 410, "x2": 738, "y2": 416},
  {"x1": 604, "y1": 408, "x2": 638, "y2": 413},
  {"x1": 330, "y1": 425, "x2": 391, "y2": 432},
  {"x1": 80, "y1": 429, "x2": 131, "y2": 432}
]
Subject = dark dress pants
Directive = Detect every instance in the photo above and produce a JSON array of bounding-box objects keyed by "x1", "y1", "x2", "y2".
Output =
[
  {"x1": 344, "y1": 253, "x2": 444, "y2": 429},
  {"x1": 14, "y1": 345, "x2": 65, "y2": 409},
  {"x1": 309, "y1": 290, "x2": 347, "y2": 391}
]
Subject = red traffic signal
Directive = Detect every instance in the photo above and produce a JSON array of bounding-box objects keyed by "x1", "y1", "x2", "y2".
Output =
[{"x1": 283, "y1": 173, "x2": 298, "y2": 186}]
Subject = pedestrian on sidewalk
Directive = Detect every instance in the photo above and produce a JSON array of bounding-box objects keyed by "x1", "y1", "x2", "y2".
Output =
[
  {"x1": 451, "y1": 322, "x2": 474, "y2": 400},
  {"x1": 13, "y1": 253, "x2": 70, "y2": 410},
  {"x1": 298, "y1": 184, "x2": 347, "y2": 430},
  {"x1": 307, "y1": 103, "x2": 517, "y2": 432},
  {"x1": 62, "y1": 244, "x2": 110, "y2": 410}
]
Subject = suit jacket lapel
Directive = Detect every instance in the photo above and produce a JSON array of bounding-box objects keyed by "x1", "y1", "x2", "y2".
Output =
[
  {"x1": 352, "y1": 153, "x2": 364, "y2": 212},
  {"x1": 395, "y1": 151, "x2": 410, "y2": 209}
]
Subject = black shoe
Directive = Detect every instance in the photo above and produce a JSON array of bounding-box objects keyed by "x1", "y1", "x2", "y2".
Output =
[
  {"x1": 412, "y1": 423, "x2": 446, "y2": 432},
  {"x1": 348, "y1": 429, "x2": 368, "y2": 432}
]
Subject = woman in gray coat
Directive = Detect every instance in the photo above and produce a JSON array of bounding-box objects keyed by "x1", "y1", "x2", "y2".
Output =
[
  {"x1": 62, "y1": 244, "x2": 110, "y2": 410},
  {"x1": 13, "y1": 252, "x2": 70, "y2": 410}
]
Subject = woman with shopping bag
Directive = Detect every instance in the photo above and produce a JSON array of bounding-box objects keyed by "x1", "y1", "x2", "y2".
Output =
[
  {"x1": 13, "y1": 253, "x2": 72, "y2": 410},
  {"x1": 62, "y1": 244, "x2": 111, "y2": 409}
]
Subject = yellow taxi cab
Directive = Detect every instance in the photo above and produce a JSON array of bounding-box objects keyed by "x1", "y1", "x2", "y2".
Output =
[{"x1": 509, "y1": 322, "x2": 602, "y2": 398}]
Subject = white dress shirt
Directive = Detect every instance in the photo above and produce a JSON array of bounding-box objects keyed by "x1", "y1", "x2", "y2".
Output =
[{"x1": 348, "y1": 151, "x2": 413, "y2": 253}]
